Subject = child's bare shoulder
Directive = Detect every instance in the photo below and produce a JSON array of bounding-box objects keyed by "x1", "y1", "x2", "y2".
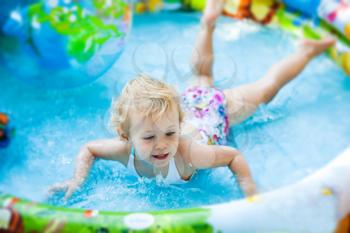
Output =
[
  {"x1": 88, "y1": 138, "x2": 131, "y2": 165},
  {"x1": 175, "y1": 137, "x2": 197, "y2": 176},
  {"x1": 177, "y1": 136, "x2": 197, "y2": 163}
]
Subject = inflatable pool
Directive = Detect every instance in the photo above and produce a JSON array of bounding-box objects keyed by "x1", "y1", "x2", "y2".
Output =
[{"x1": 1, "y1": 0, "x2": 350, "y2": 232}]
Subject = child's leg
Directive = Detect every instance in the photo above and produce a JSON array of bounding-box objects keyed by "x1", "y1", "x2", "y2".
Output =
[
  {"x1": 224, "y1": 37, "x2": 336, "y2": 126},
  {"x1": 190, "y1": 0, "x2": 226, "y2": 87}
]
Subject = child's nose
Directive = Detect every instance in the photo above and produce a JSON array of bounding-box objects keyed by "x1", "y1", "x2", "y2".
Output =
[{"x1": 155, "y1": 140, "x2": 167, "y2": 151}]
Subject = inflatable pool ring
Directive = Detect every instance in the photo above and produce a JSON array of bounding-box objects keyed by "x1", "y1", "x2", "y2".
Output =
[
  {"x1": 135, "y1": 0, "x2": 182, "y2": 13},
  {"x1": 282, "y1": 0, "x2": 321, "y2": 17},
  {"x1": 0, "y1": 207, "x2": 24, "y2": 232},
  {"x1": 0, "y1": 113, "x2": 13, "y2": 148},
  {"x1": 277, "y1": 0, "x2": 350, "y2": 76},
  {"x1": 135, "y1": 0, "x2": 164, "y2": 13},
  {"x1": 224, "y1": 0, "x2": 280, "y2": 25}
]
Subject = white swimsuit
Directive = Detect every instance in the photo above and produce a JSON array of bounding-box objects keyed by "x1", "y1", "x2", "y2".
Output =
[{"x1": 126, "y1": 147, "x2": 187, "y2": 184}]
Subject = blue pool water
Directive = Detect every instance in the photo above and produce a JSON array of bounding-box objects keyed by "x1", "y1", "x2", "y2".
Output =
[{"x1": 1, "y1": 12, "x2": 350, "y2": 212}]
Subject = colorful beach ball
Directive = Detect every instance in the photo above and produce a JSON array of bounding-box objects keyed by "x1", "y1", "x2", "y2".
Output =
[{"x1": 0, "y1": 0, "x2": 132, "y2": 89}]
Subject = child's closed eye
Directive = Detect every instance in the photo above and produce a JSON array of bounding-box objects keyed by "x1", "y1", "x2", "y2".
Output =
[
  {"x1": 143, "y1": 135, "x2": 155, "y2": 140},
  {"x1": 166, "y1": 132, "x2": 176, "y2": 136}
]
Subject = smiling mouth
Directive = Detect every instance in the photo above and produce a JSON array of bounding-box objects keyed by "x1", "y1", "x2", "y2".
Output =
[{"x1": 152, "y1": 153, "x2": 169, "y2": 160}]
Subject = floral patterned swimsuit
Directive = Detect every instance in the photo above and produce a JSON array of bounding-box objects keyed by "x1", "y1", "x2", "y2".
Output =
[{"x1": 182, "y1": 86, "x2": 230, "y2": 146}]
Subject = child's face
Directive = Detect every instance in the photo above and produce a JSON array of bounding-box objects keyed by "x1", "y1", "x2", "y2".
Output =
[{"x1": 129, "y1": 106, "x2": 180, "y2": 168}]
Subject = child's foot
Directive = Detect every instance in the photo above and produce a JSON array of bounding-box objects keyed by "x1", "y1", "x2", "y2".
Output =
[
  {"x1": 298, "y1": 37, "x2": 336, "y2": 58},
  {"x1": 202, "y1": 0, "x2": 226, "y2": 28}
]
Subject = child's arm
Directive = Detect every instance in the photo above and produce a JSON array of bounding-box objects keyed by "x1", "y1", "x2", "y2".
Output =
[
  {"x1": 180, "y1": 137, "x2": 257, "y2": 196},
  {"x1": 49, "y1": 139, "x2": 130, "y2": 199}
]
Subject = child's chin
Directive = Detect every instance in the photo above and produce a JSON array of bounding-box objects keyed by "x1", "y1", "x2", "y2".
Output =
[{"x1": 153, "y1": 159, "x2": 170, "y2": 168}]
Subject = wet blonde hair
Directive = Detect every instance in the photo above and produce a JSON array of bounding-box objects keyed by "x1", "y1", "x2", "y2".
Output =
[{"x1": 110, "y1": 74, "x2": 184, "y2": 140}]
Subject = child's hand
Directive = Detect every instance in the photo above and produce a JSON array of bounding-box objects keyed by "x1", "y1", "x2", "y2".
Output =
[
  {"x1": 240, "y1": 179, "x2": 257, "y2": 197},
  {"x1": 48, "y1": 180, "x2": 80, "y2": 200}
]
